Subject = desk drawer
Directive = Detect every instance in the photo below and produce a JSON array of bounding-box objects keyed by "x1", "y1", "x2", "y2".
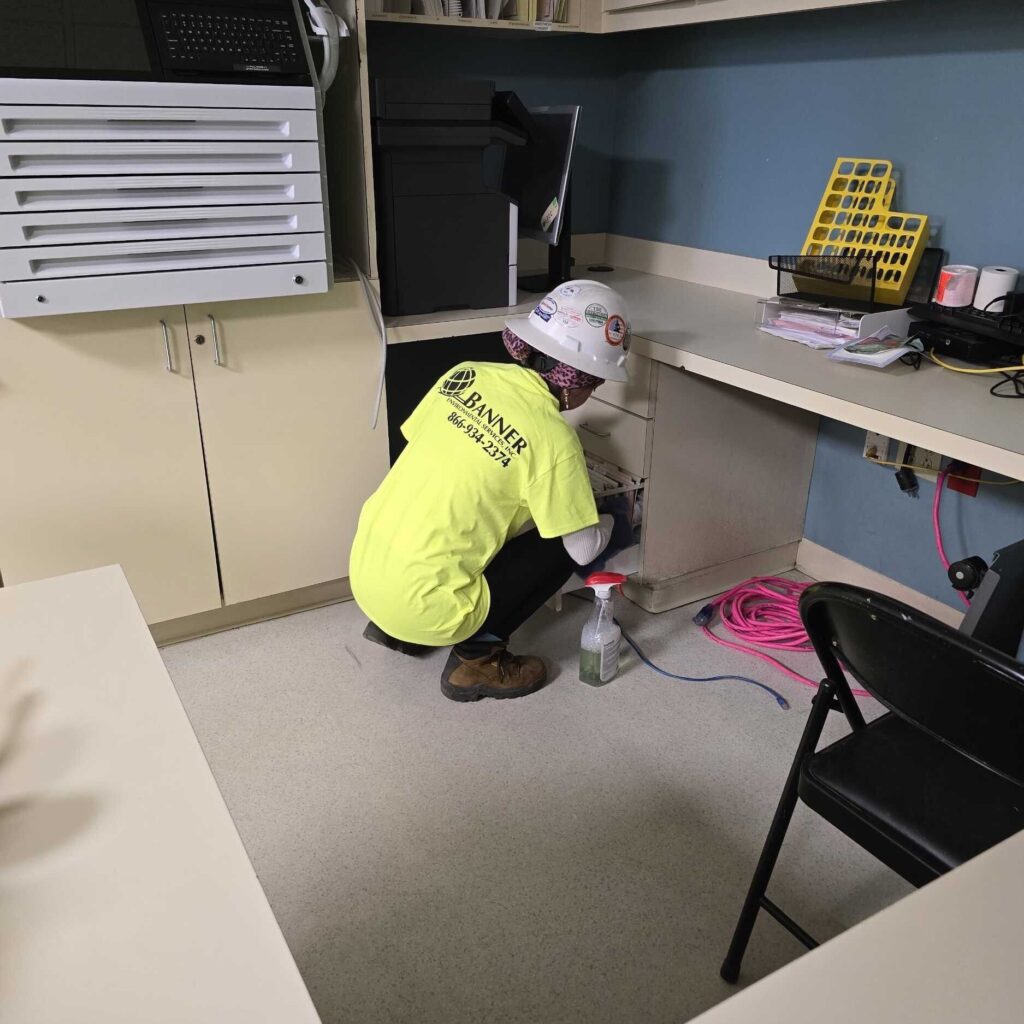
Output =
[
  {"x1": 565, "y1": 401, "x2": 651, "y2": 479},
  {"x1": 0, "y1": 141, "x2": 322, "y2": 177},
  {"x1": 0, "y1": 173, "x2": 323, "y2": 213},
  {"x1": 594, "y1": 354, "x2": 655, "y2": 417},
  {"x1": 0, "y1": 106, "x2": 319, "y2": 141},
  {"x1": 0, "y1": 204, "x2": 325, "y2": 247},
  {"x1": 0, "y1": 261, "x2": 328, "y2": 318},
  {"x1": 0, "y1": 232, "x2": 326, "y2": 282}
]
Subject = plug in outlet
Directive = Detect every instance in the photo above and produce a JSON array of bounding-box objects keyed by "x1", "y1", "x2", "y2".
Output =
[{"x1": 863, "y1": 433, "x2": 943, "y2": 478}]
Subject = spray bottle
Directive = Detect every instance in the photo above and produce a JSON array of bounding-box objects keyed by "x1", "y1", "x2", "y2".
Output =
[{"x1": 580, "y1": 572, "x2": 628, "y2": 686}]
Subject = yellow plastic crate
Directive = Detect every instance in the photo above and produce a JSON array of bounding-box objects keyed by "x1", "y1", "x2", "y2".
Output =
[{"x1": 801, "y1": 157, "x2": 928, "y2": 304}]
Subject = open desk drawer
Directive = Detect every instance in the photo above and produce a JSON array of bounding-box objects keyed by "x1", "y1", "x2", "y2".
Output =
[
  {"x1": 564, "y1": 400, "x2": 652, "y2": 479},
  {"x1": 559, "y1": 455, "x2": 645, "y2": 595}
]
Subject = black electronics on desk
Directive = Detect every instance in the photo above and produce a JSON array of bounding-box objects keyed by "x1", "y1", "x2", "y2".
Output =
[
  {"x1": 371, "y1": 78, "x2": 582, "y2": 317},
  {"x1": 909, "y1": 292, "x2": 1024, "y2": 367},
  {"x1": 496, "y1": 96, "x2": 580, "y2": 293},
  {"x1": 372, "y1": 78, "x2": 527, "y2": 317}
]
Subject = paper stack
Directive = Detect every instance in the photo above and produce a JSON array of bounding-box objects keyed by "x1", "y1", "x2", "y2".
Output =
[
  {"x1": 828, "y1": 328, "x2": 918, "y2": 368},
  {"x1": 759, "y1": 306, "x2": 862, "y2": 350}
]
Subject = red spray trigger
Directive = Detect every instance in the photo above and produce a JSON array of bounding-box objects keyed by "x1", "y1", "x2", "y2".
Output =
[{"x1": 586, "y1": 571, "x2": 627, "y2": 592}]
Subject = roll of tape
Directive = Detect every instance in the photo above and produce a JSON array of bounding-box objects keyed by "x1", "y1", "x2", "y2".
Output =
[
  {"x1": 934, "y1": 264, "x2": 979, "y2": 308},
  {"x1": 972, "y1": 265, "x2": 1018, "y2": 314}
]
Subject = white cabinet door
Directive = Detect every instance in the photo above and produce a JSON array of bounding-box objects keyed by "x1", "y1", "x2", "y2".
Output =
[
  {"x1": 187, "y1": 282, "x2": 389, "y2": 605},
  {"x1": 0, "y1": 308, "x2": 222, "y2": 622}
]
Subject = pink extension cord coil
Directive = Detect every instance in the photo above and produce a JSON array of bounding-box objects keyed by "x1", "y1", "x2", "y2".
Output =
[
  {"x1": 698, "y1": 576, "x2": 870, "y2": 698},
  {"x1": 698, "y1": 467, "x2": 968, "y2": 700},
  {"x1": 700, "y1": 468, "x2": 970, "y2": 700}
]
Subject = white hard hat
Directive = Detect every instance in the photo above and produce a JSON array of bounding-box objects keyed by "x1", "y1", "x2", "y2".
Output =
[{"x1": 505, "y1": 279, "x2": 631, "y2": 383}]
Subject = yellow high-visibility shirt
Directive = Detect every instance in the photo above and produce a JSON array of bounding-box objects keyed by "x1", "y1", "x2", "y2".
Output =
[{"x1": 350, "y1": 362, "x2": 598, "y2": 646}]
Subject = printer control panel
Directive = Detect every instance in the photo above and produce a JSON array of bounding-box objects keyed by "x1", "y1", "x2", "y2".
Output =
[{"x1": 151, "y1": 3, "x2": 308, "y2": 78}]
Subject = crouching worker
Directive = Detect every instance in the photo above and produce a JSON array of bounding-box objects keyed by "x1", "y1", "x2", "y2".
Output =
[{"x1": 349, "y1": 281, "x2": 631, "y2": 702}]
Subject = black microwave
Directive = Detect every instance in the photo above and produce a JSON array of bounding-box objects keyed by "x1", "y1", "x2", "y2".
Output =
[{"x1": 0, "y1": 0, "x2": 312, "y2": 85}]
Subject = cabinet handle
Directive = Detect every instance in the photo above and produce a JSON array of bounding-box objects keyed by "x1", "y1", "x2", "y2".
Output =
[
  {"x1": 208, "y1": 314, "x2": 224, "y2": 367},
  {"x1": 160, "y1": 320, "x2": 174, "y2": 373},
  {"x1": 579, "y1": 422, "x2": 611, "y2": 439}
]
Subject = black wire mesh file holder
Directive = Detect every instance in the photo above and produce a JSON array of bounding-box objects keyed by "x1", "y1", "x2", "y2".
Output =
[{"x1": 768, "y1": 253, "x2": 882, "y2": 311}]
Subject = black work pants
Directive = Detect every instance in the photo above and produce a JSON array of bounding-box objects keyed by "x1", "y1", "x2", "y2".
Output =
[{"x1": 456, "y1": 529, "x2": 576, "y2": 657}]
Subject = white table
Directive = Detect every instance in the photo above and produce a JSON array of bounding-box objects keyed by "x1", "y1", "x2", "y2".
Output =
[
  {"x1": 0, "y1": 566, "x2": 321, "y2": 1024},
  {"x1": 691, "y1": 830, "x2": 1024, "y2": 1023}
]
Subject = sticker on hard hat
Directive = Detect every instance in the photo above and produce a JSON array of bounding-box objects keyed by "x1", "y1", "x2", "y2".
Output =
[
  {"x1": 585, "y1": 303, "x2": 608, "y2": 327},
  {"x1": 558, "y1": 283, "x2": 581, "y2": 298},
  {"x1": 534, "y1": 296, "x2": 557, "y2": 322},
  {"x1": 605, "y1": 314, "x2": 629, "y2": 347}
]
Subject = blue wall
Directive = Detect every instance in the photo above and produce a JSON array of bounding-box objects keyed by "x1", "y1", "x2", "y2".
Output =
[
  {"x1": 609, "y1": 0, "x2": 1024, "y2": 266},
  {"x1": 606, "y1": 0, "x2": 1024, "y2": 610},
  {"x1": 804, "y1": 421, "x2": 1024, "y2": 608},
  {"x1": 368, "y1": 5, "x2": 1024, "y2": 609}
]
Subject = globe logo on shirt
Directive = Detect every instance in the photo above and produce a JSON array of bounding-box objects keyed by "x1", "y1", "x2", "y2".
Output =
[{"x1": 440, "y1": 367, "x2": 477, "y2": 396}]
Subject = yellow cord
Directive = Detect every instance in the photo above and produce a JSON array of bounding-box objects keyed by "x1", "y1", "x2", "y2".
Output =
[
  {"x1": 866, "y1": 457, "x2": 1020, "y2": 486},
  {"x1": 926, "y1": 350, "x2": 1024, "y2": 374}
]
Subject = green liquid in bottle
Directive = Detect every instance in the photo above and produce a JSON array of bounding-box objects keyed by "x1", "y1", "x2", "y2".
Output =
[{"x1": 579, "y1": 648, "x2": 604, "y2": 685}]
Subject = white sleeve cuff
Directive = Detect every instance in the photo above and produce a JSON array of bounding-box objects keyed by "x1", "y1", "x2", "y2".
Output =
[{"x1": 562, "y1": 514, "x2": 614, "y2": 566}]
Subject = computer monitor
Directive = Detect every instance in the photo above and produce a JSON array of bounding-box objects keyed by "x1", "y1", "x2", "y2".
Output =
[{"x1": 497, "y1": 102, "x2": 580, "y2": 292}]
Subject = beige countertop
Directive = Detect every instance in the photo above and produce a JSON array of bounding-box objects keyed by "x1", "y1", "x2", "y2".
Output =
[
  {"x1": 382, "y1": 264, "x2": 1023, "y2": 479},
  {"x1": 691, "y1": 829, "x2": 1024, "y2": 1023}
]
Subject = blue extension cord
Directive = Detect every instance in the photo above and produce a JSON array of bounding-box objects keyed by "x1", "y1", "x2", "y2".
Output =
[
  {"x1": 567, "y1": 593, "x2": 790, "y2": 710},
  {"x1": 618, "y1": 623, "x2": 790, "y2": 710}
]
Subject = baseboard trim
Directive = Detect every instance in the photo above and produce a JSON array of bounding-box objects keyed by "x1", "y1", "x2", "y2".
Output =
[
  {"x1": 151, "y1": 577, "x2": 353, "y2": 647},
  {"x1": 796, "y1": 540, "x2": 963, "y2": 628},
  {"x1": 605, "y1": 235, "x2": 774, "y2": 295},
  {"x1": 625, "y1": 542, "x2": 800, "y2": 613}
]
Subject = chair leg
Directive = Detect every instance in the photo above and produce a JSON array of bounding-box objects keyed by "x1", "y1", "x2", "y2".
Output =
[{"x1": 719, "y1": 683, "x2": 837, "y2": 983}]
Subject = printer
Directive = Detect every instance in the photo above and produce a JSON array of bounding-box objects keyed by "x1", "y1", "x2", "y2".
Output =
[{"x1": 372, "y1": 78, "x2": 526, "y2": 317}]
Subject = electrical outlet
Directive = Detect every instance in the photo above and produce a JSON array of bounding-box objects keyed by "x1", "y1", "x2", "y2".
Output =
[
  {"x1": 895, "y1": 442, "x2": 943, "y2": 475},
  {"x1": 863, "y1": 432, "x2": 943, "y2": 477},
  {"x1": 863, "y1": 431, "x2": 894, "y2": 463}
]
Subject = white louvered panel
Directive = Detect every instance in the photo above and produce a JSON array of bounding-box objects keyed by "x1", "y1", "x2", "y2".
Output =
[
  {"x1": 0, "y1": 77, "x2": 316, "y2": 109},
  {"x1": 0, "y1": 141, "x2": 322, "y2": 176},
  {"x1": 0, "y1": 204, "x2": 325, "y2": 247},
  {"x1": 0, "y1": 233, "x2": 327, "y2": 281},
  {"x1": 0, "y1": 262, "x2": 329, "y2": 318},
  {"x1": 0, "y1": 173, "x2": 323, "y2": 212},
  {"x1": 0, "y1": 106, "x2": 319, "y2": 141},
  {"x1": 0, "y1": 79, "x2": 330, "y2": 316}
]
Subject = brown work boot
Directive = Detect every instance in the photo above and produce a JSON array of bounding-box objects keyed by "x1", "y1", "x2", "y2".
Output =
[{"x1": 440, "y1": 645, "x2": 547, "y2": 702}]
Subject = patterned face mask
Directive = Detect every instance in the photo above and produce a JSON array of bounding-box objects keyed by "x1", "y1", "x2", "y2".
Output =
[{"x1": 502, "y1": 328, "x2": 605, "y2": 392}]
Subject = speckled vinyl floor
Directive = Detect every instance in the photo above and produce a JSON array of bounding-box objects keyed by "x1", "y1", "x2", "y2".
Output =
[{"x1": 162, "y1": 591, "x2": 909, "y2": 1024}]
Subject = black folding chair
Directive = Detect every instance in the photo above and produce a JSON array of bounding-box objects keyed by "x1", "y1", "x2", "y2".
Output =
[{"x1": 720, "y1": 581, "x2": 1024, "y2": 983}]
